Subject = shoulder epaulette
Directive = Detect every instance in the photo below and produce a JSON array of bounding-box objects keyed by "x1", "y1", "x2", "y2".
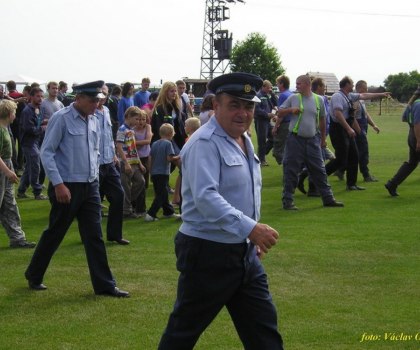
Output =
[{"x1": 197, "y1": 123, "x2": 216, "y2": 140}]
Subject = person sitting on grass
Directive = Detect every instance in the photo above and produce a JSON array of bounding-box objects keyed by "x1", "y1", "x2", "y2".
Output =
[
  {"x1": 116, "y1": 106, "x2": 146, "y2": 218},
  {"x1": 0, "y1": 100, "x2": 36, "y2": 248},
  {"x1": 145, "y1": 123, "x2": 180, "y2": 222}
]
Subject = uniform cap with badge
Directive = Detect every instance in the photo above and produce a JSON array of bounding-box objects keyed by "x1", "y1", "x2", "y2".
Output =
[
  {"x1": 208, "y1": 72, "x2": 263, "y2": 103},
  {"x1": 72, "y1": 80, "x2": 106, "y2": 99}
]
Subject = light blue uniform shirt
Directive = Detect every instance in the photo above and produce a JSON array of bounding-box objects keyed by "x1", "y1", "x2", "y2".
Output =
[
  {"x1": 96, "y1": 106, "x2": 115, "y2": 165},
  {"x1": 329, "y1": 91, "x2": 360, "y2": 122},
  {"x1": 41, "y1": 103, "x2": 100, "y2": 186},
  {"x1": 179, "y1": 116, "x2": 261, "y2": 244}
]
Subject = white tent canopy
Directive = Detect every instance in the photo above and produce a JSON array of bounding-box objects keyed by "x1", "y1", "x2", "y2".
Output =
[{"x1": 0, "y1": 73, "x2": 46, "y2": 91}]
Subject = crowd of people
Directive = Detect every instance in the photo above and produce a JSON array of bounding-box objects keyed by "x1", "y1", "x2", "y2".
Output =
[{"x1": 0, "y1": 71, "x2": 418, "y2": 349}]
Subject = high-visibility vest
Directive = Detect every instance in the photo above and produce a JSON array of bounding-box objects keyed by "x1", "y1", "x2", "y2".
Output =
[{"x1": 292, "y1": 93, "x2": 321, "y2": 134}]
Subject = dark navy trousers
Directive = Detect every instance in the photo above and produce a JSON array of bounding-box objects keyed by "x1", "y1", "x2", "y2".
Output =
[
  {"x1": 325, "y1": 121, "x2": 359, "y2": 187},
  {"x1": 148, "y1": 175, "x2": 174, "y2": 218},
  {"x1": 389, "y1": 126, "x2": 420, "y2": 187},
  {"x1": 283, "y1": 133, "x2": 334, "y2": 205},
  {"x1": 25, "y1": 181, "x2": 116, "y2": 294},
  {"x1": 99, "y1": 162, "x2": 124, "y2": 241},
  {"x1": 158, "y1": 232, "x2": 283, "y2": 350},
  {"x1": 254, "y1": 118, "x2": 273, "y2": 163},
  {"x1": 355, "y1": 130, "x2": 370, "y2": 178}
]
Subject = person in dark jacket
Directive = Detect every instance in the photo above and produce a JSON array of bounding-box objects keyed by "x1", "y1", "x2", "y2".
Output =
[
  {"x1": 151, "y1": 81, "x2": 186, "y2": 153},
  {"x1": 105, "y1": 85, "x2": 122, "y2": 140},
  {"x1": 254, "y1": 80, "x2": 277, "y2": 166},
  {"x1": 17, "y1": 87, "x2": 47, "y2": 200}
]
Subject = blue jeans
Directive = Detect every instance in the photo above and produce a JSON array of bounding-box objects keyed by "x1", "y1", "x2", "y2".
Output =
[{"x1": 18, "y1": 144, "x2": 43, "y2": 196}]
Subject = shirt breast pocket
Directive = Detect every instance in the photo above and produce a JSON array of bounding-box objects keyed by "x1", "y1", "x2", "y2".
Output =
[
  {"x1": 67, "y1": 126, "x2": 87, "y2": 173},
  {"x1": 67, "y1": 127, "x2": 86, "y2": 150},
  {"x1": 221, "y1": 155, "x2": 247, "y2": 187}
]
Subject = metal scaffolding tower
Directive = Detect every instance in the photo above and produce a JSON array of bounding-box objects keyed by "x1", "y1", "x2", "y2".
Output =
[{"x1": 200, "y1": 0, "x2": 244, "y2": 79}]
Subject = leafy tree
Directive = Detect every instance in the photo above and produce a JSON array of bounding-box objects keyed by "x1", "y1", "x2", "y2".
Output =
[
  {"x1": 230, "y1": 32, "x2": 285, "y2": 83},
  {"x1": 384, "y1": 70, "x2": 420, "y2": 102}
]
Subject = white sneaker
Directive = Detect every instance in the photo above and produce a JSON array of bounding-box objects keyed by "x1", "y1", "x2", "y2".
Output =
[
  {"x1": 144, "y1": 214, "x2": 158, "y2": 222},
  {"x1": 163, "y1": 213, "x2": 181, "y2": 219}
]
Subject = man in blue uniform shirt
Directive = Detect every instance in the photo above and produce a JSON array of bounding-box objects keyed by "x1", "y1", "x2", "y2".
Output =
[
  {"x1": 25, "y1": 81, "x2": 129, "y2": 297},
  {"x1": 158, "y1": 72, "x2": 284, "y2": 350}
]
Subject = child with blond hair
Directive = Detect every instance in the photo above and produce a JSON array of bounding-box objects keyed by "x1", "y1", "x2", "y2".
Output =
[
  {"x1": 134, "y1": 109, "x2": 152, "y2": 215},
  {"x1": 145, "y1": 123, "x2": 180, "y2": 221},
  {"x1": 116, "y1": 106, "x2": 146, "y2": 218}
]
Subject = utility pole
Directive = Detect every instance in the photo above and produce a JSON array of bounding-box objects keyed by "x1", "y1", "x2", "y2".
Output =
[{"x1": 200, "y1": 0, "x2": 244, "y2": 79}]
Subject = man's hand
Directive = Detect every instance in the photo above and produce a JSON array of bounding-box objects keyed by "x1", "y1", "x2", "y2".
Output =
[
  {"x1": 248, "y1": 223, "x2": 279, "y2": 254},
  {"x1": 372, "y1": 125, "x2": 380, "y2": 134},
  {"x1": 346, "y1": 127, "x2": 356, "y2": 138},
  {"x1": 55, "y1": 183, "x2": 71, "y2": 204},
  {"x1": 6, "y1": 170, "x2": 18, "y2": 184},
  {"x1": 290, "y1": 107, "x2": 301, "y2": 115}
]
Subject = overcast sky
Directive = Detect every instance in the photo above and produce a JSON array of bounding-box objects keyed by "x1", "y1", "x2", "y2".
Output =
[{"x1": 2, "y1": 0, "x2": 419, "y2": 89}]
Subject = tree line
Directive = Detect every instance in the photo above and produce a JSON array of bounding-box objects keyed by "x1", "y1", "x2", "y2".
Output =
[{"x1": 229, "y1": 32, "x2": 418, "y2": 102}]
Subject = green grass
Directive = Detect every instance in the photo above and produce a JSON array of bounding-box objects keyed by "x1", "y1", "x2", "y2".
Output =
[{"x1": 1, "y1": 104, "x2": 420, "y2": 349}]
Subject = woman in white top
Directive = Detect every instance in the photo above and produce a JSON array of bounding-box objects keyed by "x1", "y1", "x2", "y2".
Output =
[{"x1": 198, "y1": 94, "x2": 215, "y2": 125}]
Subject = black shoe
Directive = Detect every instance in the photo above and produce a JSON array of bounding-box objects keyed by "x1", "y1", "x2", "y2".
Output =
[
  {"x1": 108, "y1": 238, "x2": 130, "y2": 245},
  {"x1": 28, "y1": 281, "x2": 47, "y2": 291},
  {"x1": 346, "y1": 185, "x2": 365, "y2": 191},
  {"x1": 364, "y1": 175, "x2": 378, "y2": 182},
  {"x1": 283, "y1": 202, "x2": 298, "y2": 210},
  {"x1": 324, "y1": 200, "x2": 344, "y2": 207},
  {"x1": 385, "y1": 182, "x2": 399, "y2": 196},
  {"x1": 10, "y1": 240, "x2": 36, "y2": 248},
  {"x1": 97, "y1": 287, "x2": 130, "y2": 298}
]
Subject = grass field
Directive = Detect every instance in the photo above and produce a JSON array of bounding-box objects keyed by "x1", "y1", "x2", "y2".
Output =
[{"x1": 1, "y1": 104, "x2": 419, "y2": 350}]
